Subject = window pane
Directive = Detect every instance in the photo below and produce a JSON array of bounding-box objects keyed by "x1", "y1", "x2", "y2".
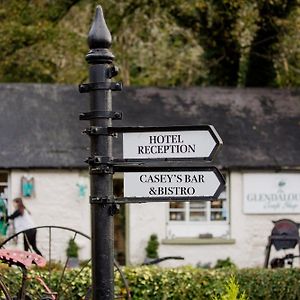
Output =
[
  {"x1": 0, "y1": 173, "x2": 7, "y2": 183},
  {"x1": 113, "y1": 179, "x2": 123, "y2": 197},
  {"x1": 211, "y1": 200, "x2": 223, "y2": 209},
  {"x1": 0, "y1": 186, "x2": 7, "y2": 194},
  {"x1": 190, "y1": 201, "x2": 206, "y2": 209},
  {"x1": 190, "y1": 211, "x2": 206, "y2": 221},
  {"x1": 170, "y1": 202, "x2": 185, "y2": 209},
  {"x1": 211, "y1": 210, "x2": 226, "y2": 221},
  {"x1": 169, "y1": 212, "x2": 185, "y2": 221}
]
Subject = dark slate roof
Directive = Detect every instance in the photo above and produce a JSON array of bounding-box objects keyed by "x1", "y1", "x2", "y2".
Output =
[{"x1": 0, "y1": 84, "x2": 299, "y2": 169}]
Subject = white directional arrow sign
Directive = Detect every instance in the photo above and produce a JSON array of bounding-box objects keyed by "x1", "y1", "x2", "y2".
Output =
[
  {"x1": 112, "y1": 125, "x2": 222, "y2": 161},
  {"x1": 120, "y1": 167, "x2": 225, "y2": 202}
]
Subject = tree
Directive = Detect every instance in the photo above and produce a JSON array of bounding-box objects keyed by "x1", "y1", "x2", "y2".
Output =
[
  {"x1": 170, "y1": 0, "x2": 243, "y2": 86},
  {"x1": 0, "y1": 0, "x2": 299, "y2": 87},
  {"x1": 245, "y1": 0, "x2": 299, "y2": 86},
  {"x1": 0, "y1": 0, "x2": 84, "y2": 82},
  {"x1": 170, "y1": 0, "x2": 300, "y2": 87},
  {"x1": 102, "y1": 0, "x2": 204, "y2": 86},
  {"x1": 0, "y1": 0, "x2": 203, "y2": 86}
]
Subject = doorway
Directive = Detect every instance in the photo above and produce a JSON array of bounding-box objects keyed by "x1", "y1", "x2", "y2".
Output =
[{"x1": 113, "y1": 177, "x2": 126, "y2": 265}]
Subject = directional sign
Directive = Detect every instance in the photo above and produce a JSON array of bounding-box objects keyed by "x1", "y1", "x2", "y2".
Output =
[
  {"x1": 110, "y1": 125, "x2": 222, "y2": 161},
  {"x1": 118, "y1": 166, "x2": 225, "y2": 203}
]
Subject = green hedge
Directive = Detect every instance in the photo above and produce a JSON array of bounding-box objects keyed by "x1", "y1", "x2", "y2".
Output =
[
  {"x1": 1, "y1": 265, "x2": 300, "y2": 299},
  {"x1": 124, "y1": 266, "x2": 300, "y2": 300}
]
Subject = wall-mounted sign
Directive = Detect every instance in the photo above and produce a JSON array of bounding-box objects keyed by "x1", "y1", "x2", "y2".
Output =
[
  {"x1": 122, "y1": 166, "x2": 225, "y2": 203},
  {"x1": 21, "y1": 176, "x2": 35, "y2": 198},
  {"x1": 111, "y1": 125, "x2": 222, "y2": 161},
  {"x1": 243, "y1": 173, "x2": 300, "y2": 214}
]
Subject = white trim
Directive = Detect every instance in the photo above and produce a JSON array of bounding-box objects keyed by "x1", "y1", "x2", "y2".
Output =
[{"x1": 166, "y1": 172, "x2": 230, "y2": 238}]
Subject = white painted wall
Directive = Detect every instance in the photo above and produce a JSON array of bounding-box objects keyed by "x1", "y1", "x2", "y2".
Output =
[
  {"x1": 7, "y1": 170, "x2": 91, "y2": 262},
  {"x1": 127, "y1": 202, "x2": 166, "y2": 264},
  {"x1": 128, "y1": 171, "x2": 300, "y2": 268},
  {"x1": 5, "y1": 169, "x2": 300, "y2": 268}
]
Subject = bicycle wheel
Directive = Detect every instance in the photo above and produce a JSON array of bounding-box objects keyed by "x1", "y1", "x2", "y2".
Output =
[
  {"x1": 0, "y1": 226, "x2": 130, "y2": 299},
  {"x1": 0, "y1": 276, "x2": 12, "y2": 300}
]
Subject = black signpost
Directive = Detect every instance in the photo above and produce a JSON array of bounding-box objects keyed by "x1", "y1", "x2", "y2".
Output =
[
  {"x1": 80, "y1": 6, "x2": 225, "y2": 300},
  {"x1": 80, "y1": 6, "x2": 120, "y2": 299}
]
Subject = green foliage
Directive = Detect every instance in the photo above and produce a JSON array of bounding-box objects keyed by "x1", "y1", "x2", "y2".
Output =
[
  {"x1": 0, "y1": 0, "x2": 299, "y2": 86},
  {"x1": 66, "y1": 238, "x2": 79, "y2": 258},
  {"x1": 214, "y1": 258, "x2": 237, "y2": 269},
  {"x1": 0, "y1": 0, "x2": 88, "y2": 83},
  {"x1": 213, "y1": 275, "x2": 248, "y2": 300},
  {"x1": 0, "y1": 265, "x2": 92, "y2": 299},
  {"x1": 171, "y1": 0, "x2": 243, "y2": 86},
  {"x1": 103, "y1": 0, "x2": 204, "y2": 86},
  {"x1": 245, "y1": 0, "x2": 299, "y2": 86},
  {"x1": 171, "y1": 0, "x2": 300, "y2": 87},
  {"x1": 145, "y1": 234, "x2": 159, "y2": 259},
  {"x1": 124, "y1": 267, "x2": 300, "y2": 300},
  {"x1": 1, "y1": 266, "x2": 300, "y2": 299}
]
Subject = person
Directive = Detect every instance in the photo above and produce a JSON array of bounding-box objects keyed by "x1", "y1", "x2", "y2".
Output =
[{"x1": 6, "y1": 197, "x2": 42, "y2": 256}]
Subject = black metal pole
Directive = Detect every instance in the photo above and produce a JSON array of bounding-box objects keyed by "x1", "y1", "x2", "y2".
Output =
[{"x1": 80, "y1": 6, "x2": 120, "y2": 299}]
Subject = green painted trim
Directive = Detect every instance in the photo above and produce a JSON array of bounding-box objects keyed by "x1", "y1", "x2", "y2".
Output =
[{"x1": 162, "y1": 238, "x2": 235, "y2": 245}]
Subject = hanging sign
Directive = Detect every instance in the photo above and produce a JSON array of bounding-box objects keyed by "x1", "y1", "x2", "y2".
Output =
[
  {"x1": 120, "y1": 166, "x2": 225, "y2": 203},
  {"x1": 111, "y1": 125, "x2": 222, "y2": 161}
]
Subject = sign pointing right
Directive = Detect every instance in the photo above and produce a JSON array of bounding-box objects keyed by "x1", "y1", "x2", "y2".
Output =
[
  {"x1": 111, "y1": 125, "x2": 222, "y2": 161},
  {"x1": 117, "y1": 166, "x2": 225, "y2": 203}
]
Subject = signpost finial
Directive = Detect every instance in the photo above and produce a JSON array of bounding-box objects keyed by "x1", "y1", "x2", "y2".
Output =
[
  {"x1": 86, "y1": 5, "x2": 114, "y2": 63},
  {"x1": 88, "y1": 5, "x2": 112, "y2": 49}
]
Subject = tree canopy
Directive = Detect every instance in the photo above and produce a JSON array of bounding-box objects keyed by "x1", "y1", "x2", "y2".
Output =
[{"x1": 0, "y1": 0, "x2": 299, "y2": 87}]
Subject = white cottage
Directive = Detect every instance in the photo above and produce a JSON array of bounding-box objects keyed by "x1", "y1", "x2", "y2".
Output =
[{"x1": 0, "y1": 84, "x2": 299, "y2": 267}]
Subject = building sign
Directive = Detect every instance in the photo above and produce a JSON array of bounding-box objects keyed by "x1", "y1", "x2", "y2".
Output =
[
  {"x1": 120, "y1": 125, "x2": 222, "y2": 161},
  {"x1": 123, "y1": 167, "x2": 225, "y2": 201},
  {"x1": 243, "y1": 173, "x2": 300, "y2": 214}
]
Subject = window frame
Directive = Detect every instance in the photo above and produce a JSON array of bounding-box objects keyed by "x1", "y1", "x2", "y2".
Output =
[
  {"x1": 0, "y1": 171, "x2": 9, "y2": 198},
  {"x1": 166, "y1": 172, "x2": 229, "y2": 238}
]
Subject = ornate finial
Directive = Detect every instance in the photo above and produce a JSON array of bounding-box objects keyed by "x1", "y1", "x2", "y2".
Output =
[
  {"x1": 88, "y1": 5, "x2": 112, "y2": 50},
  {"x1": 86, "y1": 6, "x2": 114, "y2": 63}
]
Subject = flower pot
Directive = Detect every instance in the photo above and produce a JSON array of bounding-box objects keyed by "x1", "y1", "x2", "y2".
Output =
[{"x1": 67, "y1": 257, "x2": 79, "y2": 268}]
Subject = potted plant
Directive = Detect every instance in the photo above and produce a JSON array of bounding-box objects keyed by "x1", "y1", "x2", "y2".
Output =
[
  {"x1": 144, "y1": 234, "x2": 159, "y2": 263},
  {"x1": 66, "y1": 238, "x2": 79, "y2": 268}
]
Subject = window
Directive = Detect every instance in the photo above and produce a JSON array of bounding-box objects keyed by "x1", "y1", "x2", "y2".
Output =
[
  {"x1": 113, "y1": 176, "x2": 126, "y2": 265},
  {"x1": 189, "y1": 202, "x2": 207, "y2": 221},
  {"x1": 167, "y1": 174, "x2": 229, "y2": 239},
  {"x1": 0, "y1": 172, "x2": 8, "y2": 198},
  {"x1": 0, "y1": 172, "x2": 9, "y2": 236}
]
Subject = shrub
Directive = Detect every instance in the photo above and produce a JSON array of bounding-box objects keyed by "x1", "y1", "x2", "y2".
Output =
[
  {"x1": 1, "y1": 266, "x2": 300, "y2": 299},
  {"x1": 214, "y1": 257, "x2": 237, "y2": 269},
  {"x1": 123, "y1": 266, "x2": 300, "y2": 300},
  {"x1": 145, "y1": 234, "x2": 159, "y2": 259},
  {"x1": 66, "y1": 238, "x2": 79, "y2": 258},
  {"x1": 213, "y1": 275, "x2": 248, "y2": 300}
]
